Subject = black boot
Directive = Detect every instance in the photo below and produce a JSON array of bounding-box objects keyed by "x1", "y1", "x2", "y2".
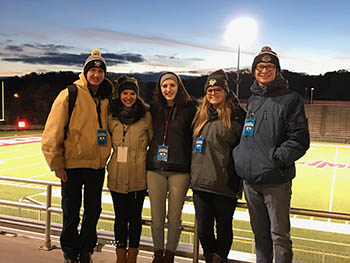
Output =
[
  {"x1": 164, "y1": 250, "x2": 175, "y2": 263},
  {"x1": 152, "y1": 250, "x2": 164, "y2": 263},
  {"x1": 204, "y1": 252, "x2": 214, "y2": 263},
  {"x1": 79, "y1": 252, "x2": 93, "y2": 263},
  {"x1": 212, "y1": 253, "x2": 227, "y2": 263}
]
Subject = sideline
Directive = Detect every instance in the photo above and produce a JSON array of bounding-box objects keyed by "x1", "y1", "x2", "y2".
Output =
[{"x1": 0, "y1": 135, "x2": 42, "y2": 147}]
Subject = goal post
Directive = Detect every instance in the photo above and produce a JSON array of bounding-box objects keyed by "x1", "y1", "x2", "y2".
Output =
[{"x1": 0, "y1": 81, "x2": 4, "y2": 121}]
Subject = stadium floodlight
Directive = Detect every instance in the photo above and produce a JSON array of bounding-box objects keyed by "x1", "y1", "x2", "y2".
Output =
[{"x1": 225, "y1": 17, "x2": 258, "y2": 99}]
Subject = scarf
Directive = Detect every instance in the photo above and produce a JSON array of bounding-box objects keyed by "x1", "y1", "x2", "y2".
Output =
[
  {"x1": 250, "y1": 73, "x2": 288, "y2": 97},
  {"x1": 111, "y1": 99, "x2": 146, "y2": 125},
  {"x1": 208, "y1": 104, "x2": 219, "y2": 120}
]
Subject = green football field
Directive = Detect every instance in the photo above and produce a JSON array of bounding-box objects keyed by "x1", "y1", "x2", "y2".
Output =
[{"x1": 1, "y1": 131, "x2": 350, "y2": 262}]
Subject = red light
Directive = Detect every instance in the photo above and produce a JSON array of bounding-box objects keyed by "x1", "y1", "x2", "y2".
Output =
[{"x1": 17, "y1": 120, "x2": 27, "y2": 129}]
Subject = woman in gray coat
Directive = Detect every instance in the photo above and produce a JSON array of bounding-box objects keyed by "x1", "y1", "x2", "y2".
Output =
[{"x1": 191, "y1": 69, "x2": 245, "y2": 263}]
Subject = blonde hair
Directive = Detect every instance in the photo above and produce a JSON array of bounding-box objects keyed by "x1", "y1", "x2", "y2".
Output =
[{"x1": 192, "y1": 94, "x2": 233, "y2": 138}]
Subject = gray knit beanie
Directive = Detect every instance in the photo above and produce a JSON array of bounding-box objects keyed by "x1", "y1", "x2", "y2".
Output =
[
  {"x1": 83, "y1": 49, "x2": 107, "y2": 75},
  {"x1": 252, "y1": 46, "x2": 280, "y2": 73},
  {"x1": 160, "y1": 73, "x2": 179, "y2": 86}
]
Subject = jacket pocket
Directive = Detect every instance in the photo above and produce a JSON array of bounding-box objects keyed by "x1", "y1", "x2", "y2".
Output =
[
  {"x1": 138, "y1": 135, "x2": 148, "y2": 151},
  {"x1": 67, "y1": 132, "x2": 97, "y2": 160}
]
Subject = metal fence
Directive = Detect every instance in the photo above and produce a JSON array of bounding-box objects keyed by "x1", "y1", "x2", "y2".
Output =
[{"x1": 1, "y1": 175, "x2": 350, "y2": 263}]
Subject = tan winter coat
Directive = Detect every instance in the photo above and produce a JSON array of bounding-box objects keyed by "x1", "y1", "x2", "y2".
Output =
[
  {"x1": 107, "y1": 112, "x2": 153, "y2": 193},
  {"x1": 41, "y1": 73, "x2": 112, "y2": 171}
]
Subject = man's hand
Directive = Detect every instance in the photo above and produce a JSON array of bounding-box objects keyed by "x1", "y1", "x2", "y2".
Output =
[{"x1": 55, "y1": 169, "x2": 68, "y2": 182}]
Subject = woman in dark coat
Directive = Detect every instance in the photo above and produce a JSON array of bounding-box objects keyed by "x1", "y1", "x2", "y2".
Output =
[
  {"x1": 146, "y1": 72, "x2": 196, "y2": 263},
  {"x1": 191, "y1": 69, "x2": 245, "y2": 263}
]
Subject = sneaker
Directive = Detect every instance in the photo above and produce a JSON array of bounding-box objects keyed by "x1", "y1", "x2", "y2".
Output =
[{"x1": 79, "y1": 252, "x2": 93, "y2": 263}]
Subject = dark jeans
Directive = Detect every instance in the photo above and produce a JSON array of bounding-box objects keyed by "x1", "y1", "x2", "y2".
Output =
[
  {"x1": 193, "y1": 190, "x2": 237, "y2": 258},
  {"x1": 60, "y1": 168, "x2": 105, "y2": 260},
  {"x1": 110, "y1": 190, "x2": 146, "y2": 248}
]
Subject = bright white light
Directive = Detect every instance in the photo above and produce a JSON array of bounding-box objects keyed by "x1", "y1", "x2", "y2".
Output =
[{"x1": 225, "y1": 17, "x2": 258, "y2": 47}]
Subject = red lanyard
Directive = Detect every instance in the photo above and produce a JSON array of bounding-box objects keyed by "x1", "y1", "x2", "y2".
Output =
[{"x1": 163, "y1": 120, "x2": 169, "y2": 145}]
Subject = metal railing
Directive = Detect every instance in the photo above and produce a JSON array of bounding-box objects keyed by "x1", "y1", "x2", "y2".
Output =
[{"x1": 1, "y1": 175, "x2": 350, "y2": 263}]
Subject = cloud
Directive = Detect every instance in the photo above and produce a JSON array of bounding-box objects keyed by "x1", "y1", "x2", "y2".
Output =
[
  {"x1": 5, "y1": 45, "x2": 23, "y2": 52},
  {"x1": 22, "y1": 43, "x2": 71, "y2": 52},
  {"x1": 333, "y1": 55, "x2": 350, "y2": 61},
  {"x1": 3, "y1": 43, "x2": 72, "y2": 53},
  {"x1": 2, "y1": 51, "x2": 145, "y2": 66},
  {"x1": 104, "y1": 53, "x2": 144, "y2": 65},
  {"x1": 79, "y1": 28, "x2": 236, "y2": 53},
  {"x1": 153, "y1": 54, "x2": 204, "y2": 62},
  {"x1": 155, "y1": 55, "x2": 176, "y2": 60}
]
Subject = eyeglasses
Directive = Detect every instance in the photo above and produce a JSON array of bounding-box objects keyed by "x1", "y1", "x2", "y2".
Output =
[
  {"x1": 256, "y1": 64, "x2": 276, "y2": 71},
  {"x1": 206, "y1": 87, "x2": 224, "y2": 94}
]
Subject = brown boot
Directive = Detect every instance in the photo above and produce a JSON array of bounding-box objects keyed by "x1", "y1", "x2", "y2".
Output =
[
  {"x1": 152, "y1": 250, "x2": 164, "y2": 263},
  {"x1": 116, "y1": 248, "x2": 127, "y2": 263},
  {"x1": 127, "y1": 248, "x2": 139, "y2": 263},
  {"x1": 163, "y1": 250, "x2": 175, "y2": 263}
]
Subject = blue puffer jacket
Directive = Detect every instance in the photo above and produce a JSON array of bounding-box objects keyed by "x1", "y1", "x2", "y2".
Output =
[{"x1": 233, "y1": 74, "x2": 310, "y2": 184}]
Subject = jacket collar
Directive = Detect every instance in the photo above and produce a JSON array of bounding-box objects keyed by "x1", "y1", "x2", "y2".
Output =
[{"x1": 250, "y1": 73, "x2": 288, "y2": 97}]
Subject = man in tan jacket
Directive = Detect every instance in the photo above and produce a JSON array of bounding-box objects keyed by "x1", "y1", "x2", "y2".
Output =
[{"x1": 42, "y1": 49, "x2": 113, "y2": 263}]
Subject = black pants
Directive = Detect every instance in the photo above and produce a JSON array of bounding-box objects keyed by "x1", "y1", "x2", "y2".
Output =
[
  {"x1": 110, "y1": 190, "x2": 146, "y2": 248},
  {"x1": 60, "y1": 168, "x2": 105, "y2": 260},
  {"x1": 193, "y1": 190, "x2": 237, "y2": 258}
]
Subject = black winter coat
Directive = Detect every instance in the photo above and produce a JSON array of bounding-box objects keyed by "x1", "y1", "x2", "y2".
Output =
[
  {"x1": 146, "y1": 101, "x2": 196, "y2": 173},
  {"x1": 233, "y1": 75, "x2": 310, "y2": 184}
]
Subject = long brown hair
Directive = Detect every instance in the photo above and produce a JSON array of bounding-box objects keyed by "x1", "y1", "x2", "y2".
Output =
[
  {"x1": 153, "y1": 72, "x2": 192, "y2": 109},
  {"x1": 193, "y1": 91, "x2": 239, "y2": 138}
]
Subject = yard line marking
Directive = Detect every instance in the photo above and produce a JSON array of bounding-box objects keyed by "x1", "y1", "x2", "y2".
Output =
[
  {"x1": 311, "y1": 143, "x2": 350, "y2": 148},
  {"x1": 0, "y1": 181, "x2": 47, "y2": 190},
  {"x1": 0, "y1": 153, "x2": 43, "y2": 161},
  {"x1": 0, "y1": 135, "x2": 42, "y2": 147},
  {"x1": 0, "y1": 162, "x2": 46, "y2": 171},
  {"x1": 328, "y1": 145, "x2": 339, "y2": 216},
  {"x1": 0, "y1": 149, "x2": 36, "y2": 154},
  {"x1": 30, "y1": 172, "x2": 54, "y2": 179}
]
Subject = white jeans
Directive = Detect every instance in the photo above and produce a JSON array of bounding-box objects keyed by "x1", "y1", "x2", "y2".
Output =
[{"x1": 147, "y1": 170, "x2": 190, "y2": 252}]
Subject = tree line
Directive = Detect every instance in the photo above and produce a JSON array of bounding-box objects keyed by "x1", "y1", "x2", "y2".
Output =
[{"x1": 2, "y1": 69, "x2": 350, "y2": 125}]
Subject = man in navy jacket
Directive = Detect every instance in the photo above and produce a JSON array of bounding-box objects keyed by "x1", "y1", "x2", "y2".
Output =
[{"x1": 233, "y1": 46, "x2": 310, "y2": 263}]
